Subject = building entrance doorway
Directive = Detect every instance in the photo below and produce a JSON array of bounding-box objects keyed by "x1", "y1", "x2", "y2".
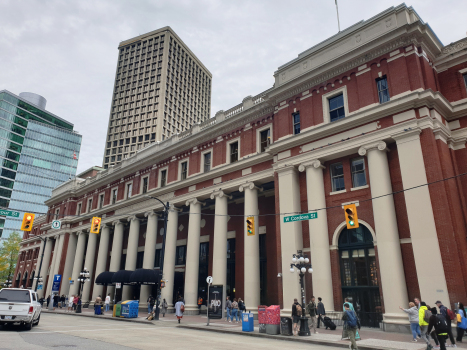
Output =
[
  {"x1": 172, "y1": 271, "x2": 185, "y2": 304},
  {"x1": 339, "y1": 224, "x2": 382, "y2": 327}
]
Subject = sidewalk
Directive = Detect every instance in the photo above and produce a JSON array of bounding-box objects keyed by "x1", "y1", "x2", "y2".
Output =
[{"x1": 42, "y1": 308, "x2": 466, "y2": 350}]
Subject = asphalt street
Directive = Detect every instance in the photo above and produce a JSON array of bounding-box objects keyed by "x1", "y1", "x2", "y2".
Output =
[{"x1": 0, "y1": 313, "x2": 344, "y2": 350}]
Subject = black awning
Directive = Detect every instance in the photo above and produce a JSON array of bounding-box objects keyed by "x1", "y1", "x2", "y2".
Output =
[
  {"x1": 111, "y1": 270, "x2": 134, "y2": 284},
  {"x1": 95, "y1": 271, "x2": 116, "y2": 285},
  {"x1": 129, "y1": 269, "x2": 162, "y2": 285}
]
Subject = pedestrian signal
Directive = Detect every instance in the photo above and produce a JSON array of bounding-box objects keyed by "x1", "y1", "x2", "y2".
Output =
[
  {"x1": 21, "y1": 213, "x2": 35, "y2": 231},
  {"x1": 246, "y1": 216, "x2": 255, "y2": 236},
  {"x1": 343, "y1": 203, "x2": 359, "y2": 229},
  {"x1": 160, "y1": 280, "x2": 166, "y2": 288},
  {"x1": 90, "y1": 217, "x2": 101, "y2": 234}
]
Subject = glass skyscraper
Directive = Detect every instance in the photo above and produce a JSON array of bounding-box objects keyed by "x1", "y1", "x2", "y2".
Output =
[{"x1": 0, "y1": 90, "x2": 82, "y2": 240}]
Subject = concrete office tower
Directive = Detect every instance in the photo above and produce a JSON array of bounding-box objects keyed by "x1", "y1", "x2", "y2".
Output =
[{"x1": 102, "y1": 26, "x2": 212, "y2": 168}]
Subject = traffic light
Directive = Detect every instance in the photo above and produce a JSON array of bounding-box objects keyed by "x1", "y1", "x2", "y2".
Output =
[
  {"x1": 90, "y1": 217, "x2": 101, "y2": 234},
  {"x1": 343, "y1": 204, "x2": 359, "y2": 229},
  {"x1": 21, "y1": 213, "x2": 35, "y2": 231},
  {"x1": 246, "y1": 216, "x2": 255, "y2": 236},
  {"x1": 160, "y1": 280, "x2": 166, "y2": 288}
]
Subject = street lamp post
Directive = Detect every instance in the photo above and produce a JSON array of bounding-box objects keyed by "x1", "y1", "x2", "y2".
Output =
[
  {"x1": 145, "y1": 195, "x2": 169, "y2": 321},
  {"x1": 290, "y1": 250, "x2": 313, "y2": 336},
  {"x1": 3, "y1": 278, "x2": 13, "y2": 288},
  {"x1": 76, "y1": 268, "x2": 90, "y2": 313}
]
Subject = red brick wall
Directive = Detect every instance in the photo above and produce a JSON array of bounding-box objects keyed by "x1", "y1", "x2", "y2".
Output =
[{"x1": 438, "y1": 62, "x2": 467, "y2": 102}]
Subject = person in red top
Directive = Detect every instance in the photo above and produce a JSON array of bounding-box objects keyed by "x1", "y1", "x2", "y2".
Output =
[{"x1": 73, "y1": 295, "x2": 79, "y2": 311}]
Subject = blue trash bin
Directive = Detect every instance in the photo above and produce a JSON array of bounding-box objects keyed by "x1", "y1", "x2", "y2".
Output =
[
  {"x1": 121, "y1": 300, "x2": 139, "y2": 318},
  {"x1": 242, "y1": 312, "x2": 254, "y2": 332}
]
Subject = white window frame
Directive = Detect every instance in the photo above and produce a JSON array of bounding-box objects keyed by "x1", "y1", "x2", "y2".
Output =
[
  {"x1": 159, "y1": 166, "x2": 168, "y2": 188},
  {"x1": 111, "y1": 187, "x2": 118, "y2": 205},
  {"x1": 87, "y1": 198, "x2": 93, "y2": 213},
  {"x1": 322, "y1": 85, "x2": 349, "y2": 124},
  {"x1": 55, "y1": 208, "x2": 60, "y2": 219},
  {"x1": 226, "y1": 137, "x2": 241, "y2": 164},
  {"x1": 178, "y1": 159, "x2": 189, "y2": 181},
  {"x1": 256, "y1": 124, "x2": 273, "y2": 153},
  {"x1": 98, "y1": 193, "x2": 105, "y2": 209},
  {"x1": 200, "y1": 148, "x2": 213, "y2": 173},
  {"x1": 76, "y1": 202, "x2": 82, "y2": 216},
  {"x1": 125, "y1": 181, "x2": 133, "y2": 199},
  {"x1": 140, "y1": 175, "x2": 149, "y2": 194}
]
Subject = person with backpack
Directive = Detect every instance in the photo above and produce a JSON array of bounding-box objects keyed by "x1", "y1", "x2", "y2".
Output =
[
  {"x1": 317, "y1": 297, "x2": 326, "y2": 328},
  {"x1": 427, "y1": 307, "x2": 449, "y2": 350},
  {"x1": 238, "y1": 298, "x2": 245, "y2": 321},
  {"x1": 147, "y1": 295, "x2": 155, "y2": 314},
  {"x1": 456, "y1": 302, "x2": 466, "y2": 342},
  {"x1": 419, "y1": 301, "x2": 434, "y2": 347},
  {"x1": 306, "y1": 296, "x2": 318, "y2": 334},
  {"x1": 435, "y1": 301, "x2": 456, "y2": 347},
  {"x1": 225, "y1": 296, "x2": 232, "y2": 322},
  {"x1": 291, "y1": 298, "x2": 302, "y2": 336},
  {"x1": 342, "y1": 303, "x2": 361, "y2": 349}
]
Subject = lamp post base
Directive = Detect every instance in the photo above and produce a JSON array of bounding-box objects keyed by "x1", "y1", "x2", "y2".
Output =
[{"x1": 299, "y1": 316, "x2": 310, "y2": 336}]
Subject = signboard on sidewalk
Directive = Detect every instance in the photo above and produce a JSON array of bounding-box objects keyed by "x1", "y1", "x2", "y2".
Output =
[
  {"x1": 283, "y1": 212, "x2": 318, "y2": 223},
  {"x1": 37, "y1": 284, "x2": 43, "y2": 290},
  {"x1": 208, "y1": 285, "x2": 223, "y2": 319},
  {"x1": 52, "y1": 274, "x2": 62, "y2": 292},
  {"x1": 116, "y1": 283, "x2": 121, "y2": 289}
]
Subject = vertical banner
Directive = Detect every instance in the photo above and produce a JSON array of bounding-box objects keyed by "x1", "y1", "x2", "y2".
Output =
[{"x1": 208, "y1": 285, "x2": 223, "y2": 319}]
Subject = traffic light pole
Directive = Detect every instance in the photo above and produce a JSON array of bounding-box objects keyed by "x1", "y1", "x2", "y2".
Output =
[{"x1": 34, "y1": 237, "x2": 47, "y2": 292}]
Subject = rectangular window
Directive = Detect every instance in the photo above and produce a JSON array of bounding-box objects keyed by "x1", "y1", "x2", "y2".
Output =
[
  {"x1": 230, "y1": 142, "x2": 238, "y2": 163},
  {"x1": 351, "y1": 157, "x2": 367, "y2": 188},
  {"x1": 293, "y1": 113, "x2": 300, "y2": 135},
  {"x1": 126, "y1": 183, "x2": 132, "y2": 198},
  {"x1": 99, "y1": 194, "x2": 104, "y2": 209},
  {"x1": 203, "y1": 152, "x2": 211, "y2": 172},
  {"x1": 55, "y1": 208, "x2": 59, "y2": 219},
  {"x1": 161, "y1": 170, "x2": 167, "y2": 187},
  {"x1": 175, "y1": 245, "x2": 186, "y2": 265},
  {"x1": 376, "y1": 76, "x2": 390, "y2": 103},
  {"x1": 180, "y1": 161, "x2": 188, "y2": 180},
  {"x1": 330, "y1": 162, "x2": 345, "y2": 192},
  {"x1": 463, "y1": 74, "x2": 467, "y2": 91},
  {"x1": 77, "y1": 203, "x2": 82, "y2": 216},
  {"x1": 112, "y1": 189, "x2": 117, "y2": 204},
  {"x1": 260, "y1": 129, "x2": 271, "y2": 152},
  {"x1": 329, "y1": 94, "x2": 345, "y2": 122},
  {"x1": 142, "y1": 177, "x2": 148, "y2": 194},
  {"x1": 87, "y1": 199, "x2": 93, "y2": 212},
  {"x1": 154, "y1": 249, "x2": 161, "y2": 268}
]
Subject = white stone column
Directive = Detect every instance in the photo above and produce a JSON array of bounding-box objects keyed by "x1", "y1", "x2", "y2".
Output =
[
  {"x1": 46, "y1": 235, "x2": 61, "y2": 298},
  {"x1": 32, "y1": 238, "x2": 45, "y2": 291},
  {"x1": 107, "y1": 221, "x2": 124, "y2": 300},
  {"x1": 140, "y1": 211, "x2": 158, "y2": 306},
  {"x1": 299, "y1": 160, "x2": 335, "y2": 311},
  {"x1": 69, "y1": 231, "x2": 87, "y2": 296},
  {"x1": 210, "y1": 189, "x2": 231, "y2": 318},
  {"x1": 276, "y1": 165, "x2": 303, "y2": 313},
  {"x1": 161, "y1": 205, "x2": 179, "y2": 307},
  {"x1": 92, "y1": 224, "x2": 111, "y2": 301},
  {"x1": 37, "y1": 237, "x2": 53, "y2": 298},
  {"x1": 359, "y1": 141, "x2": 408, "y2": 324},
  {"x1": 51, "y1": 234, "x2": 65, "y2": 294},
  {"x1": 239, "y1": 182, "x2": 262, "y2": 311},
  {"x1": 122, "y1": 216, "x2": 140, "y2": 300},
  {"x1": 392, "y1": 131, "x2": 450, "y2": 306},
  {"x1": 184, "y1": 198, "x2": 204, "y2": 313},
  {"x1": 62, "y1": 232, "x2": 78, "y2": 296},
  {"x1": 81, "y1": 230, "x2": 98, "y2": 302}
]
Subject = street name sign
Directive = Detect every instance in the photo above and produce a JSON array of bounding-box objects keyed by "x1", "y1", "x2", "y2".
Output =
[
  {"x1": 51, "y1": 220, "x2": 61, "y2": 229},
  {"x1": 0, "y1": 210, "x2": 20, "y2": 218},
  {"x1": 283, "y1": 212, "x2": 318, "y2": 223}
]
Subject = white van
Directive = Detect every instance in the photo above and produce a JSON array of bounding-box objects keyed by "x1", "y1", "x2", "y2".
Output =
[{"x1": 0, "y1": 288, "x2": 41, "y2": 330}]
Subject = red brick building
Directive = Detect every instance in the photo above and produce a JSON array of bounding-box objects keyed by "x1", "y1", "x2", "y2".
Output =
[{"x1": 15, "y1": 4, "x2": 467, "y2": 331}]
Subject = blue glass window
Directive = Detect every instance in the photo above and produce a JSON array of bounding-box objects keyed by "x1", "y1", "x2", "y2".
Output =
[
  {"x1": 376, "y1": 77, "x2": 390, "y2": 103},
  {"x1": 330, "y1": 162, "x2": 345, "y2": 192},
  {"x1": 293, "y1": 113, "x2": 300, "y2": 135},
  {"x1": 329, "y1": 95, "x2": 345, "y2": 122}
]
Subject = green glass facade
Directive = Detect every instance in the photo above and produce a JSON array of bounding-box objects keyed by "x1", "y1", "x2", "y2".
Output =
[{"x1": 0, "y1": 91, "x2": 82, "y2": 240}]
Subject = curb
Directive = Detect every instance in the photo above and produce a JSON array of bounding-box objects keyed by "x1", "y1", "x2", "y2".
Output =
[
  {"x1": 178, "y1": 325, "x2": 403, "y2": 350},
  {"x1": 42, "y1": 310, "x2": 155, "y2": 325}
]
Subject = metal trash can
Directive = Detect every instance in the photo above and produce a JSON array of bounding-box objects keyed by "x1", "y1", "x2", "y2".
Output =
[
  {"x1": 242, "y1": 312, "x2": 254, "y2": 332},
  {"x1": 266, "y1": 324, "x2": 280, "y2": 335},
  {"x1": 259, "y1": 324, "x2": 266, "y2": 333},
  {"x1": 281, "y1": 317, "x2": 293, "y2": 336}
]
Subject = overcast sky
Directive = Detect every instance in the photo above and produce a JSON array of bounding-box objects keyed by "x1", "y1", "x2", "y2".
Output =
[{"x1": 0, "y1": 0, "x2": 464, "y2": 174}]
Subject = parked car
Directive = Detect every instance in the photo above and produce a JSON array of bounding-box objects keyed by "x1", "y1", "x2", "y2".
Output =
[{"x1": 0, "y1": 288, "x2": 41, "y2": 330}]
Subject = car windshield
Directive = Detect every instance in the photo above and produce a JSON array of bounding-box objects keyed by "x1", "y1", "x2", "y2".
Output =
[{"x1": 0, "y1": 290, "x2": 30, "y2": 303}]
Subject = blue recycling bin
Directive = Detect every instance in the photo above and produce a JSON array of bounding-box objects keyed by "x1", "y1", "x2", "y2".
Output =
[
  {"x1": 242, "y1": 312, "x2": 254, "y2": 332},
  {"x1": 120, "y1": 300, "x2": 139, "y2": 318}
]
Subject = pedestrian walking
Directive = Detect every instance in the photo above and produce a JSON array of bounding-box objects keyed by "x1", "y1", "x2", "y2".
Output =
[
  {"x1": 419, "y1": 301, "x2": 433, "y2": 347},
  {"x1": 46, "y1": 295, "x2": 50, "y2": 308},
  {"x1": 175, "y1": 297, "x2": 185, "y2": 324},
  {"x1": 225, "y1": 296, "x2": 232, "y2": 322},
  {"x1": 198, "y1": 297, "x2": 203, "y2": 310},
  {"x1": 435, "y1": 300, "x2": 456, "y2": 347},
  {"x1": 457, "y1": 302, "x2": 466, "y2": 342},
  {"x1": 291, "y1": 298, "x2": 302, "y2": 336},
  {"x1": 342, "y1": 298, "x2": 361, "y2": 341},
  {"x1": 105, "y1": 293, "x2": 111, "y2": 313},
  {"x1": 238, "y1": 298, "x2": 245, "y2": 321},
  {"x1": 94, "y1": 296, "x2": 102, "y2": 315},
  {"x1": 306, "y1": 296, "x2": 318, "y2": 334},
  {"x1": 60, "y1": 294, "x2": 65, "y2": 308},
  {"x1": 415, "y1": 297, "x2": 421, "y2": 309},
  {"x1": 67, "y1": 295, "x2": 74, "y2": 312},
  {"x1": 427, "y1": 307, "x2": 450, "y2": 350},
  {"x1": 161, "y1": 298, "x2": 168, "y2": 317},
  {"x1": 39, "y1": 297, "x2": 44, "y2": 307},
  {"x1": 400, "y1": 302, "x2": 421, "y2": 342},
  {"x1": 147, "y1": 295, "x2": 155, "y2": 314},
  {"x1": 53, "y1": 294, "x2": 60, "y2": 310},
  {"x1": 342, "y1": 303, "x2": 361, "y2": 350},
  {"x1": 73, "y1": 295, "x2": 79, "y2": 310},
  {"x1": 231, "y1": 298, "x2": 239, "y2": 323},
  {"x1": 317, "y1": 297, "x2": 325, "y2": 328}
]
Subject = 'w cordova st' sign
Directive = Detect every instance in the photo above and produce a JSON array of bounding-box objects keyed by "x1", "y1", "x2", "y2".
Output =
[{"x1": 283, "y1": 212, "x2": 318, "y2": 223}]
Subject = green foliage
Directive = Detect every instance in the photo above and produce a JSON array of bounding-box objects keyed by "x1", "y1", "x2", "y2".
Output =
[{"x1": 0, "y1": 232, "x2": 21, "y2": 289}]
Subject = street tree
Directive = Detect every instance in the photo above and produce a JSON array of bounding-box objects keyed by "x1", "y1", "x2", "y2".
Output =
[{"x1": 0, "y1": 232, "x2": 22, "y2": 289}]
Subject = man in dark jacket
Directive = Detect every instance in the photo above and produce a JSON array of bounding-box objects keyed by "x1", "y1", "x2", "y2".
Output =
[
  {"x1": 53, "y1": 294, "x2": 60, "y2": 310},
  {"x1": 436, "y1": 301, "x2": 455, "y2": 347},
  {"x1": 291, "y1": 298, "x2": 301, "y2": 336},
  {"x1": 317, "y1": 297, "x2": 326, "y2": 328},
  {"x1": 306, "y1": 296, "x2": 318, "y2": 334},
  {"x1": 427, "y1": 307, "x2": 449, "y2": 350},
  {"x1": 342, "y1": 303, "x2": 361, "y2": 350}
]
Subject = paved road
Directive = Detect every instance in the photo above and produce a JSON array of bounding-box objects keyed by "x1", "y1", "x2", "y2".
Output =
[{"x1": 0, "y1": 313, "x2": 343, "y2": 350}]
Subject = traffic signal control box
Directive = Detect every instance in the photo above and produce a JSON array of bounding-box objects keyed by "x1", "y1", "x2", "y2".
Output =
[
  {"x1": 343, "y1": 203, "x2": 359, "y2": 229},
  {"x1": 90, "y1": 217, "x2": 102, "y2": 234},
  {"x1": 246, "y1": 216, "x2": 255, "y2": 236},
  {"x1": 21, "y1": 213, "x2": 35, "y2": 231}
]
